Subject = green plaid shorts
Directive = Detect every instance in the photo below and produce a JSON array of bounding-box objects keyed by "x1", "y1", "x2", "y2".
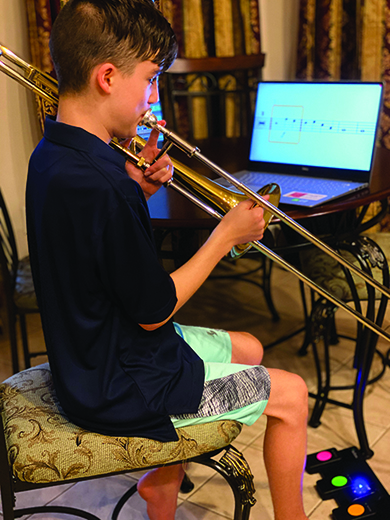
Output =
[{"x1": 171, "y1": 323, "x2": 270, "y2": 428}]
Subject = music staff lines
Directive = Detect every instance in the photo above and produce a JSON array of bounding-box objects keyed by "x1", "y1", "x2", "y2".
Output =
[{"x1": 256, "y1": 117, "x2": 376, "y2": 135}]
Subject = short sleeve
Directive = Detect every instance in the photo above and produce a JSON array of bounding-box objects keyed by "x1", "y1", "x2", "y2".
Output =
[{"x1": 97, "y1": 195, "x2": 177, "y2": 324}]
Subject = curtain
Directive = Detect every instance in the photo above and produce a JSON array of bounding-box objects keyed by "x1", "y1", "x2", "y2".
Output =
[
  {"x1": 158, "y1": 0, "x2": 261, "y2": 58},
  {"x1": 26, "y1": 0, "x2": 261, "y2": 69},
  {"x1": 25, "y1": 0, "x2": 65, "y2": 130},
  {"x1": 296, "y1": 0, "x2": 390, "y2": 149},
  {"x1": 158, "y1": 0, "x2": 262, "y2": 138}
]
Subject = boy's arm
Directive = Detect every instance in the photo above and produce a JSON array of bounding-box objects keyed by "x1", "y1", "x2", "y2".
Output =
[{"x1": 139, "y1": 198, "x2": 268, "y2": 331}]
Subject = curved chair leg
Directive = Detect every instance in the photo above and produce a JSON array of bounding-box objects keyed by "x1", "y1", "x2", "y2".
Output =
[
  {"x1": 262, "y1": 257, "x2": 280, "y2": 322},
  {"x1": 6, "y1": 308, "x2": 19, "y2": 374},
  {"x1": 13, "y1": 506, "x2": 101, "y2": 520},
  {"x1": 180, "y1": 471, "x2": 195, "y2": 493},
  {"x1": 307, "y1": 299, "x2": 335, "y2": 428},
  {"x1": 352, "y1": 327, "x2": 376, "y2": 460},
  {"x1": 297, "y1": 283, "x2": 312, "y2": 357},
  {"x1": 197, "y1": 445, "x2": 256, "y2": 520}
]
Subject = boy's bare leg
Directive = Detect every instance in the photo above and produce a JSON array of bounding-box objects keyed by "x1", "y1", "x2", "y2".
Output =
[
  {"x1": 137, "y1": 464, "x2": 185, "y2": 520},
  {"x1": 230, "y1": 332, "x2": 309, "y2": 520},
  {"x1": 138, "y1": 332, "x2": 309, "y2": 520},
  {"x1": 263, "y1": 368, "x2": 309, "y2": 520}
]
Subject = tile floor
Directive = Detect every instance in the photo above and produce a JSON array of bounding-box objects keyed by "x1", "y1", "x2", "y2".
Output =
[{"x1": 1, "y1": 233, "x2": 390, "y2": 519}]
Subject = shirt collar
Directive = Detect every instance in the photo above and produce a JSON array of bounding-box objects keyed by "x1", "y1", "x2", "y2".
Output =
[{"x1": 44, "y1": 116, "x2": 127, "y2": 170}]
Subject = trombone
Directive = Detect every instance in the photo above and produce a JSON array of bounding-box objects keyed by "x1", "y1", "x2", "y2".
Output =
[{"x1": 1, "y1": 43, "x2": 390, "y2": 342}]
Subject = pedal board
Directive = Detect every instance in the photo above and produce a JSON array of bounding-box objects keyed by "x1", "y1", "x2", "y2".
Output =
[{"x1": 306, "y1": 447, "x2": 390, "y2": 519}]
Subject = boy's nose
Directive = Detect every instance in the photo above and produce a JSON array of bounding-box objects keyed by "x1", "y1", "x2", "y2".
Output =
[{"x1": 149, "y1": 82, "x2": 159, "y2": 105}]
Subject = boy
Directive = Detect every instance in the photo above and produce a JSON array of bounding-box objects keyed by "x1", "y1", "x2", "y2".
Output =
[{"x1": 26, "y1": 1, "x2": 309, "y2": 519}]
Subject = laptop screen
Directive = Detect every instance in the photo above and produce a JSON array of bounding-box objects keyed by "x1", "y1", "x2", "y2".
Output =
[{"x1": 249, "y1": 81, "x2": 383, "y2": 181}]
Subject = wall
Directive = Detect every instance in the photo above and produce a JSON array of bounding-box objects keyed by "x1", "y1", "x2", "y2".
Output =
[
  {"x1": 259, "y1": 0, "x2": 300, "y2": 81},
  {"x1": 0, "y1": 0, "x2": 300, "y2": 256},
  {"x1": 0, "y1": 0, "x2": 42, "y2": 257}
]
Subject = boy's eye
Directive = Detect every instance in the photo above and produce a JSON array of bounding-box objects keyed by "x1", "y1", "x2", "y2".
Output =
[{"x1": 149, "y1": 76, "x2": 159, "y2": 85}]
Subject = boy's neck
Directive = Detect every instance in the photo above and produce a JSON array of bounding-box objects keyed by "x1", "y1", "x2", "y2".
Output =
[{"x1": 56, "y1": 95, "x2": 112, "y2": 144}]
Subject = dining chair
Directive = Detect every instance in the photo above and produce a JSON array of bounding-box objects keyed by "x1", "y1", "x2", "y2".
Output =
[
  {"x1": 0, "y1": 363, "x2": 257, "y2": 520},
  {"x1": 298, "y1": 232, "x2": 390, "y2": 458},
  {"x1": 162, "y1": 54, "x2": 265, "y2": 141}
]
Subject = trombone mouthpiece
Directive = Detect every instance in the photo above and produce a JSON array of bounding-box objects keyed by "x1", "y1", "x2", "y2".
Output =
[
  {"x1": 141, "y1": 109, "x2": 159, "y2": 129},
  {"x1": 140, "y1": 109, "x2": 199, "y2": 157}
]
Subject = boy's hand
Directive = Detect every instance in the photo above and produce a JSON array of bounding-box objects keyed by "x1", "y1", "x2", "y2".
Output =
[
  {"x1": 215, "y1": 196, "x2": 270, "y2": 251},
  {"x1": 125, "y1": 121, "x2": 173, "y2": 200}
]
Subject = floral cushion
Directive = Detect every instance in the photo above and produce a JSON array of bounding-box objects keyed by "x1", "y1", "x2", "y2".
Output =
[{"x1": 0, "y1": 364, "x2": 242, "y2": 484}]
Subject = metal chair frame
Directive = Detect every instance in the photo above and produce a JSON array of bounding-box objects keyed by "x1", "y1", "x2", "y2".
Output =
[
  {"x1": 0, "y1": 189, "x2": 44, "y2": 373},
  {"x1": 302, "y1": 235, "x2": 389, "y2": 459}
]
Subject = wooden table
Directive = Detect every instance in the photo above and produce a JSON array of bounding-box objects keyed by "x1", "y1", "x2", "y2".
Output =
[{"x1": 149, "y1": 142, "x2": 390, "y2": 227}]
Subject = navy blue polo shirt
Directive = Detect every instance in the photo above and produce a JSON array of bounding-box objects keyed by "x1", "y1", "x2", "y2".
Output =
[{"x1": 26, "y1": 118, "x2": 205, "y2": 441}]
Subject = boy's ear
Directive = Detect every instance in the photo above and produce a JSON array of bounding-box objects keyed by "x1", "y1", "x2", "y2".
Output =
[{"x1": 94, "y1": 63, "x2": 116, "y2": 94}]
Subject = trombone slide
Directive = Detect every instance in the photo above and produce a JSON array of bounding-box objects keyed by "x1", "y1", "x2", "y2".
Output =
[{"x1": 2, "y1": 43, "x2": 390, "y2": 342}]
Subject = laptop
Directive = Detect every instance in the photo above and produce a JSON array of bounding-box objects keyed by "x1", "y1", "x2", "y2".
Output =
[{"x1": 216, "y1": 81, "x2": 383, "y2": 207}]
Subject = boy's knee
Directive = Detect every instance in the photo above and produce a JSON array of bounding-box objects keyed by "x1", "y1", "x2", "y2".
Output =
[
  {"x1": 284, "y1": 373, "x2": 308, "y2": 424},
  {"x1": 229, "y1": 331, "x2": 263, "y2": 365},
  {"x1": 266, "y1": 369, "x2": 308, "y2": 424},
  {"x1": 246, "y1": 332, "x2": 264, "y2": 363},
  {"x1": 290, "y1": 373, "x2": 309, "y2": 409}
]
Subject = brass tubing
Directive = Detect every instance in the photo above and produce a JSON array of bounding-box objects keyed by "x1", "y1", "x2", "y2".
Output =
[{"x1": 0, "y1": 60, "x2": 56, "y2": 105}]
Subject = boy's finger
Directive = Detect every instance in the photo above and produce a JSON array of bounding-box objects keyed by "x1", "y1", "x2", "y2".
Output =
[
  {"x1": 143, "y1": 127, "x2": 160, "y2": 149},
  {"x1": 142, "y1": 119, "x2": 166, "y2": 148}
]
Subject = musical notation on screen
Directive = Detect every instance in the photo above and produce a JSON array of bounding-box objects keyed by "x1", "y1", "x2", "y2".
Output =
[
  {"x1": 256, "y1": 114, "x2": 376, "y2": 145},
  {"x1": 256, "y1": 116, "x2": 376, "y2": 135}
]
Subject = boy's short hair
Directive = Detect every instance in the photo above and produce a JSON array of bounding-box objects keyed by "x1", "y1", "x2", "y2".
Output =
[{"x1": 50, "y1": 0, "x2": 178, "y2": 95}]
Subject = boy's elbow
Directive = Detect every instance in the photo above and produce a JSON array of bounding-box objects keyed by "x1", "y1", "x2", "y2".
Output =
[
  {"x1": 139, "y1": 311, "x2": 174, "y2": 331},
  {"x1": 139, "y1": 322, "x2": 163, "y2": 331}
]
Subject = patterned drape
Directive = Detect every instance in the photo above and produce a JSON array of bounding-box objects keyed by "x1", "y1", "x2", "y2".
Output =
[
  {"x1": 158, "y1": 0, "x2": 262, "y2": 138},
  {"x1": 25, "y1": 0, "x2": 63, "y2": 130},
  {"x1": 158, "y1": 0, "x2": 261, "y2": 58},
  {"x1": 26, "y1": 0, "x2": 261, "y2": 70},
  {"x1": 296, "y1": 0, "x2": 390, "y2": 150},
  {"x1": 25, "y1": 0, "x2": 61, "y2": 75}
]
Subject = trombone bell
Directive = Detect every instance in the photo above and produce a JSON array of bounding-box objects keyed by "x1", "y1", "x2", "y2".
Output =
[
  {"x1": 176, "y1": 172, "x2": 280, "y2": 259},
  {"x1": 230, "y1": 183, "x2": 280, "y2": 258}
]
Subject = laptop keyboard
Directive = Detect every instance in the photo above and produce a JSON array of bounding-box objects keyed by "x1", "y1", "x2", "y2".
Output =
[{"x1": 233, "y1": 171, "x2": 358, "y2": 191}]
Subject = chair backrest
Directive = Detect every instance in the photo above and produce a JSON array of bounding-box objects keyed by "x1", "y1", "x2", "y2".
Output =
[
  {"x1": 161, "y1": 54, "x2": 265, "y2": 141},
  {"x1": 0, "y1": 189, "x2": 18, "y2": 293}
]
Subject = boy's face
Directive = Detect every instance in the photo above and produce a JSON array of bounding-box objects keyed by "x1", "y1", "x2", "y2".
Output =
[{"x1": 111, "y1": 60, "x2": 160, "y2": 139}]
